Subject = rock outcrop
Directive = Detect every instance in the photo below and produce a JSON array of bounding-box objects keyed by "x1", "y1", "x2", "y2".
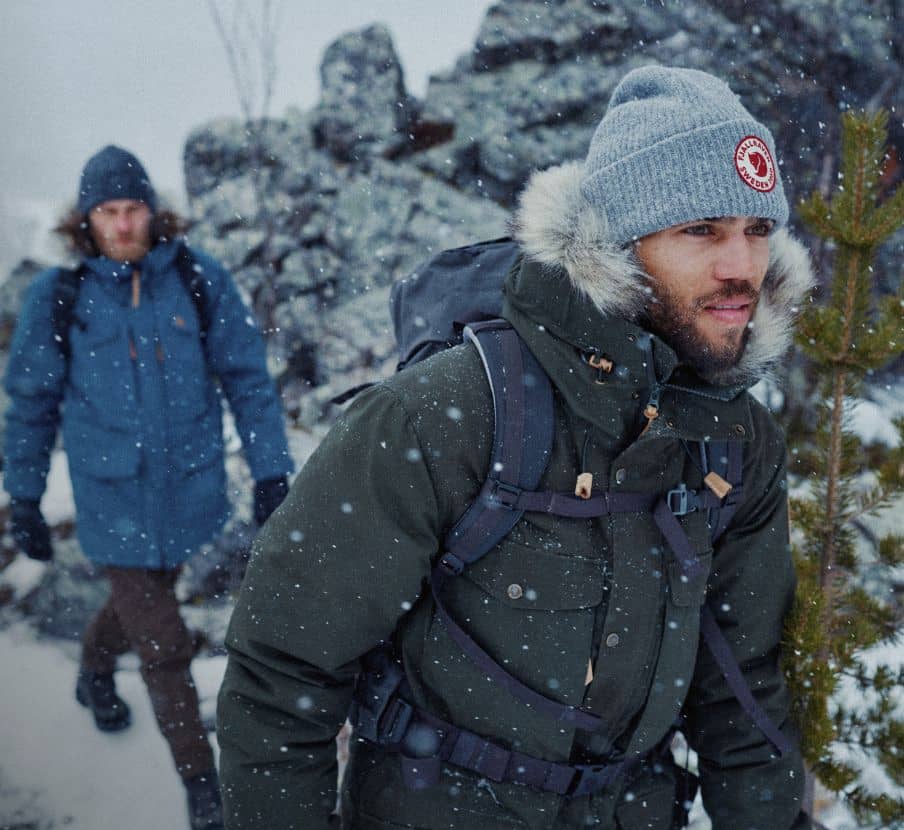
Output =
[{"x1": 182, "y1": 0, "x2": 902, "y2": 410}]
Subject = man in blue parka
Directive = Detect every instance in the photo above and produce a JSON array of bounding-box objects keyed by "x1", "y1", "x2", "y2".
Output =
[{"x1": 3, "y1": 145, "x2": 293, "y2": 830}]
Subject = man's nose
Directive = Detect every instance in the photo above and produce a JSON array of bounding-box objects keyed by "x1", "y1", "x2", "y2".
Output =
[{"x1": 713, "y1": 233, "x2": 758, "y2": 282}]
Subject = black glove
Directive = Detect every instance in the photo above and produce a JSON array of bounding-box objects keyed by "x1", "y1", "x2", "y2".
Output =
[
  {"x1": 8, "y1": 499, "x2": 53, "y2": 561},
  {"x1": 253, "y1": 476, "x2": 289, "y2": 526}
]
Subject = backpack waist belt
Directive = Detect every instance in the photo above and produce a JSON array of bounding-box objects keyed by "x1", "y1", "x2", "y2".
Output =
[{"x1": 349, "y1": 652, "x2": 653, "y2": 798}]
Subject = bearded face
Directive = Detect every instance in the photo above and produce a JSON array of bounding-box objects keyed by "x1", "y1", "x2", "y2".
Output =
[
  {"x1": 642, "y1": 278, "x2": 760, "y2": 376},
  {"x1": 88, "y1": 199, "x2": 153, "y2": 263},
  {"x1": 633, "y1": 216, "x2": 773, "y2": 377}
]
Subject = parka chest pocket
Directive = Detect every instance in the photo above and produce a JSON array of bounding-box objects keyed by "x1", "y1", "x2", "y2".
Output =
[
  {"x1": 464, "y1": 544, "x2": 604, "y2": 610},
  {"x1": 68, "y1": 316, "x2": 135, "y2": 416},
  {"x1": 435, "y1": 544, "x2": 604, "y2": 705}
]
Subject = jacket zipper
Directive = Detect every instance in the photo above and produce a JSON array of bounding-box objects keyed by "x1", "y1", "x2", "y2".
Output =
[
  {"x1": 638, "y1": 334, "x2": 662, "y2": 436},
  {"x1": 129, "y1": 269, "x2": 164, "y2": 569}
]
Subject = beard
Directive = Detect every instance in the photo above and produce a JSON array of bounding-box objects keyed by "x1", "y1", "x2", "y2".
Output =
[{"x1": 640, "y1": 280, "x2": 760, "y2": 379}]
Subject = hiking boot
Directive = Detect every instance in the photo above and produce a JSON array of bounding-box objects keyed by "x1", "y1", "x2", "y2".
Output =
[
  {"x1": 185, "y1": 769, "x2": 224, "y2": 830},
  {"x1": 75, "y1": 668, "x2": 131, "y2": 732}
]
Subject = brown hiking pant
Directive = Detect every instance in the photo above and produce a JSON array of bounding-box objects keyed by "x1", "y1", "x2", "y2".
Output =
[{"x1": 81, "y1": 566, "x2": 214, "y2": 779}]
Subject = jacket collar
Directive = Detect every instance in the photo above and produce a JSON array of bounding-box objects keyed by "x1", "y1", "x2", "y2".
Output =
[
  {"x1": 502, "y1": 264, "x2": 758, "y2": 444},
  {"x1": 511, "y1": 161, "x2": 814, "y2": 390},
  {"x1": 83, "y1": 239, "x2": 180, "y2": 282}
]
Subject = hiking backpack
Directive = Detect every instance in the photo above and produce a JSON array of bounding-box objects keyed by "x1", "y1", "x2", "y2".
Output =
[
  {"x1": 351, "y1": 238, "x2": 792, "y2": 798},
  {"x1": 51, "y1": 242, "x2": 211, "y2": 363}
]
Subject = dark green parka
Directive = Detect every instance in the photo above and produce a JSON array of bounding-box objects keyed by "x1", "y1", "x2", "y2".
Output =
[{"x1": 218, "y1": 163, "x2": 814, "y2": 830}]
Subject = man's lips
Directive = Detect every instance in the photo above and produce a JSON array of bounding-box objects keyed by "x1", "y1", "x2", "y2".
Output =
[{"x1": 701, "y1": 298, "x2": 754, "y2": 325}]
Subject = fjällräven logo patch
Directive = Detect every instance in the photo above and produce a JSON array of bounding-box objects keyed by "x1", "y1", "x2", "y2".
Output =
[{"x1": 734, "y1": 135, "x2": 777, "y2": 192}]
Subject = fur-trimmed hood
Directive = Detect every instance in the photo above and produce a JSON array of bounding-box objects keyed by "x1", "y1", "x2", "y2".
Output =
[{"x1": 513, "y1": 162, "x2": 814, "y2": 388}]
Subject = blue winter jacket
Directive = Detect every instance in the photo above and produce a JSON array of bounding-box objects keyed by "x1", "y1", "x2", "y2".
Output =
[{"x1": 3, "y1": 240, "x2": 293, "y2": 569}]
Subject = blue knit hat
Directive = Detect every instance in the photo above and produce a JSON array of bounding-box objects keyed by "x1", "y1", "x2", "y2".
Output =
[
  {"x1": 580, "y1": 66, "x2": 788, "y2": 244},
  {"x1": 77, "y1": 145, "x2": 157, "y2": 214}
]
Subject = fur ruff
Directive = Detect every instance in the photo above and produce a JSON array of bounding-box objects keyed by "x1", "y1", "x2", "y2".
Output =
[{"x1": 513, "y1": 162, "x2": 815, "y2": 387}]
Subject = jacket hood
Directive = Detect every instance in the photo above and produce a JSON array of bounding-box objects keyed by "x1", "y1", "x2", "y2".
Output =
[{"x1": 513, "y1": 162, "x2": 814, "y2": 388}]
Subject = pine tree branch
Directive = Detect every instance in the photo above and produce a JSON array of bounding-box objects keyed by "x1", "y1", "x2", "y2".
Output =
[{"x1": 866, "y1": 183, "x2": 904, "y2": 242}]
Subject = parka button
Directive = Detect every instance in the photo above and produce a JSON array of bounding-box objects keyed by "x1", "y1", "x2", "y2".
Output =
[
  {"x1": 507, "y1": 583, "x2": 524, "y2": 600},
  {"x1": 615, "y1": 468, "x2": 627, "y2": 484},
  {"x1": 605, "y1": 633, "x2": 620, "y2": 648},
  {"x1": 733, "y1": 424, "x2": 746, "y2": 436}
]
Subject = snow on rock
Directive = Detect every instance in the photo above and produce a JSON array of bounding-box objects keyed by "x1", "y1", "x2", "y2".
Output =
[
  {"x1": 313, "y1": 23, "x2": 418, "y2": 161},
  {"x1": 41, "y1": 449, "x2": 76, "y2": 525},
  {"x1": 0, "y1": 554, "x2": 47, "y2": 603}
]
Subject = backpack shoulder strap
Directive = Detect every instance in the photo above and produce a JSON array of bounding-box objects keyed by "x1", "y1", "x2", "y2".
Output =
[
  {"x1": 172, "y1": 242, "x2": 210, "y2": 339},
  {"x1": 431, "y1": 319, "x2": 606, "y2": 731},
  {"x1": 51, "y1": 264, "x2": 88, "y2": 363},
  {"x1": 694, "y1": 438, "x2": 792, "y2": 755},
  {"x1": 439, "y1": 319, "x2": 555, "y2": 573}
]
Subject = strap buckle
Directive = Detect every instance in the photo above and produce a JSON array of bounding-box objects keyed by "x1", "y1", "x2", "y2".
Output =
[
  {"x1": 666, "y1": 483, "x2": 698, "y2": 516},
  {"x1": 438, "y1": 552, "x2": 464, "y2": 575},
  {"x1": 487, "y1": 480, "x2": 522, "y2": 509},
  {"x1": 380, "y1": 696, "x2": 415, "y2": 747}
]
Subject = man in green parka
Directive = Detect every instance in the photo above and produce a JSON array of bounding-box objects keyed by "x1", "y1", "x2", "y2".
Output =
[{"x1": 217, "y1": 66, "x2": 814, "y2": 829}]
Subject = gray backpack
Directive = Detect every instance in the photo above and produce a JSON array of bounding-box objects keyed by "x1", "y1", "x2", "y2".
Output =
[{"x1": 389, "y1": 236, "x2": 520, "y2": 370}]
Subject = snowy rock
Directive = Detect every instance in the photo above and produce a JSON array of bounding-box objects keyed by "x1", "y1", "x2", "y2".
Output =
[
  {"x1": 183, "y1": 117, "x2": 259, "y2": 197},
  {"x1": 175, "y1": 3, "x2": 902, "y2": 397},
  {"x1": 313, "y1": 24, "x2": 418, "y2": 162},
  {"x1": 278, "y1": 247, "x2": 344, "y2": 300},
  {"x1": 471, "y1": 0, "x2": 639, "y2": 69},
  {"x1": 315, "y1": 284, "x2": 396, "y2": 378},
  {"x1": 417, "y1": 58, "x2": 622, "y2": 203},
  {"x1": 22, "y1": 538, "x2": 108, "y2": 640},
  {"x1": 418, "y1": 0, "x2": 902, "y2": 215},
  {"x1": 0, "y1": 258, "x2": 45, "y2": 350},
  {"x1": 188, "y1": 175, "x2": 263, "y2": 233},
  {"x1": 184, "y1": 116, "x2": 324, "y2": 199},
  {"x1": 188, "y1": 225, "x2": 268, "y2": 272},
  {"x1": 0, "y1": 554, "x2": 47, "y2": 604}
]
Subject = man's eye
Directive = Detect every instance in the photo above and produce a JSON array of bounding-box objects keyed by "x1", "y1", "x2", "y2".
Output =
[
  {"x1": 683, "y1": 224, "x2": 711, "y2": 236},
  {"x1": 747, "y1": 222, "x2": 774, "y2": 237}
]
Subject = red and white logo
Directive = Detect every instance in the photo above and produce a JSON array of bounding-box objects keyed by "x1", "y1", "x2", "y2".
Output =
[{"x1": 734, "y1": 135, "x2": 776, "y2": 192}]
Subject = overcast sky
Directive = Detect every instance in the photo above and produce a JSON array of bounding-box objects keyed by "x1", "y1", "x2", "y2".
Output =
[{"x1": 0, "y1": 0, "x2": 489, "y2": 268}]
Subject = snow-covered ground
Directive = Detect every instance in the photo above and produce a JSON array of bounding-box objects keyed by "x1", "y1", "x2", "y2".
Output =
[{"x1": 0, "y1": 621, "x2": 225, "y2": 829}]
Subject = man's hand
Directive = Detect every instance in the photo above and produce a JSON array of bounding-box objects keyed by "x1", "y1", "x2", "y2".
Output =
[
  {"x1": 8, "y1": 499, "x2": 53, "y2": 561},
  {"x1": 253, "y1": 476, "x2": 289, "y2": 526}
]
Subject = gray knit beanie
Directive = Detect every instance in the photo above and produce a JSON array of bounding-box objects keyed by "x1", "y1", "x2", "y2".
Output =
[
  {"x1": 581, "y1": 65, "x2": 788, "y2": 244},
  {"x1": 77, "y1": 145, "x2": 157, "y2": 215}
]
